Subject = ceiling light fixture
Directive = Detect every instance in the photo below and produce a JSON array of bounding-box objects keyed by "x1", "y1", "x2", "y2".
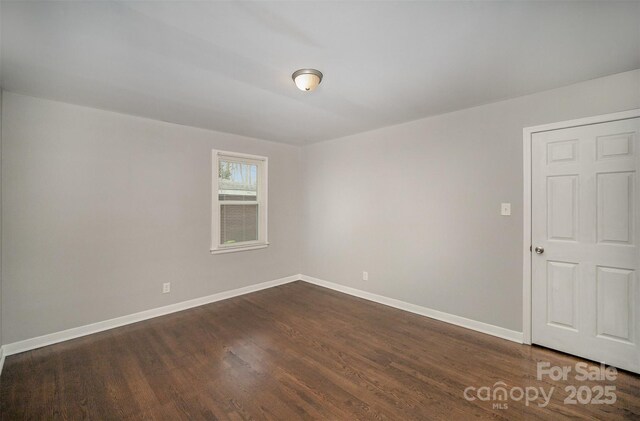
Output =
[{"x1": 292, "y1": 69, "x2": 323, "y2": 92}]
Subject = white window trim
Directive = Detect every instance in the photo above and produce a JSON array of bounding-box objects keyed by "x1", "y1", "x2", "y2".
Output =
[{"x1": 211, "y1": 150, "x2": 269, "y2": 254}]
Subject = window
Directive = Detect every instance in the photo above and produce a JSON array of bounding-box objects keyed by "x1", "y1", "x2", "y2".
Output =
[{"x1": 211, "y1": 150, "x2": 268, "y2": 254}]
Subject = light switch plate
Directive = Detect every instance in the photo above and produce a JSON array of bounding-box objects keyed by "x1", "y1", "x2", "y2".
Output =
[{"x1": 501, "y1": 203, "x2": 511, "y2": 216}]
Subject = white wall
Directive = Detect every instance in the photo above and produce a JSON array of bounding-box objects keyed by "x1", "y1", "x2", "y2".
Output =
[
  {"x1": 0, "y1": 89, "x2": 3, "y2": 348},
  {"x1": 2, "y1": 70, "x2": 638, "y2": 346},
  {"x1": 1, "y1": 92, "x2": 302, "y2": 344},
  {"x1": 301, "y1": 69, "x2": 640, "y2": 332}
]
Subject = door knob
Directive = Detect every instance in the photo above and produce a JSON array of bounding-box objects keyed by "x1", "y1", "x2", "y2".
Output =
[{"x1": 534, "y1": 246, "x2": 544, "y2": 254}]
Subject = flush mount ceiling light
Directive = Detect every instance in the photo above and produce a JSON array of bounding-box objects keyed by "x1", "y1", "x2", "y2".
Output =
[{"x1": 292, "y1": 68, "x2": 323, "y2": 92}]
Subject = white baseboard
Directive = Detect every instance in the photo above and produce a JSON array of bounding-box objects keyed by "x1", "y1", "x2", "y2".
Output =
[
  {"x1": 299, "y1": 274, "x2": 524, "y2": 344},
  {"x1": 1, "y1": 273, "x2": 523, "y2": 365},
  {"x1": 2, "y1": 275, "x2": 300, "y2": 357},
  {"x1": 0, "y1": 346, "x2": 5, "y2": 376}
]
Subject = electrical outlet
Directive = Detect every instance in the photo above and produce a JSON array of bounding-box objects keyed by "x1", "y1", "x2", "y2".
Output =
[
  {"x1": 501, "y1": 203, "x2": 511, "y2": 216},
  {"x1": 162, "y1": 282, "x2": 171, "y2": 294},
  {"x1": 362, "y1": 271, "x2": 369, "y2": 281}
]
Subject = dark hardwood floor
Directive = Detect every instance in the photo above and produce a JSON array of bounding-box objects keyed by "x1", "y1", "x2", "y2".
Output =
[{"x1": 1, "y1": 281, "x2": 639, "y2": 420}]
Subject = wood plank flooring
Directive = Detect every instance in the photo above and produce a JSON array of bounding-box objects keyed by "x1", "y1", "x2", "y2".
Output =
[{"x1": 1, "y1": 281, "x2": 639, "y2": 420}]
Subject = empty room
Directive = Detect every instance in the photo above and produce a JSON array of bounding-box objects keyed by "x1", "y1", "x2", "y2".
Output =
[{"x1": 1, "y1": 1, "x2": 639, "y2": 419}]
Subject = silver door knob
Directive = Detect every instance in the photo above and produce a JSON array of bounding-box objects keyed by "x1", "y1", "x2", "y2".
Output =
[{"x1": 534, "y1": 246, "x2": 544, "y2": 254}]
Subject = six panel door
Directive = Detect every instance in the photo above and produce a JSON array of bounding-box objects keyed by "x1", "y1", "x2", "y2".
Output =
[{"x1": 531, "y1": 117, "x2": 640, "y2": 373}]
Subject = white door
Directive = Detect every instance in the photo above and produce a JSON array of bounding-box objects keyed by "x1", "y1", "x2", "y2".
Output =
[{"x1": 532, "y1": 117, "x2": 640, "y2": 373}]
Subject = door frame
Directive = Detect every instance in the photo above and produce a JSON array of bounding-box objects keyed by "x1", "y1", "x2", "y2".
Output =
[{"x1": 522, "y1": 108, "x2": 640, "y2": 345}]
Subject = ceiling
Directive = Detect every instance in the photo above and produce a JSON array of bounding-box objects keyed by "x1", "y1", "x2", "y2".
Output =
[{"x1": 1, "y1": 1, "x2": 639, "y2": 145}]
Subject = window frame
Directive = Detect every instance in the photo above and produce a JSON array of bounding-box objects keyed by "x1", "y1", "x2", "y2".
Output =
[{"x1": 211, "y1": 150, "x2": 268, "y2": 254}]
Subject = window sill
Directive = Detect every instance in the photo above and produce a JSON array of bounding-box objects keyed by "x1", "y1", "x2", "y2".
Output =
[{"x1": 210, "y1": 243, "x2": 269, "y2": 255}]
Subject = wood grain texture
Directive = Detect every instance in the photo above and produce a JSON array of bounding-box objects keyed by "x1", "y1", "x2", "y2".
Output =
[{"x1": 1, "y1": 281, "x2": 639, "y2": 420}]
